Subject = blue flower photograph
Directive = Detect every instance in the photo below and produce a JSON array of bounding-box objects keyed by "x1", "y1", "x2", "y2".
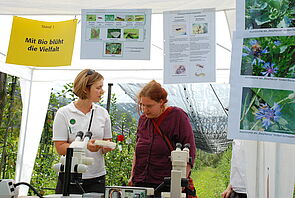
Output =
[
  {"x1": 240, "y1": 87, "x2": 295, "y2": 134},
  {"x1": 241, "y1": 36, "x2": 295, "y2": 78}
]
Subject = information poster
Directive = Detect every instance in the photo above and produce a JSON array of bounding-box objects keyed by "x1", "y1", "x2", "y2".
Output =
[
  {"x1": 163, "y1": 8, "x2": 215, "y2": 84},
  {"x1": 81, "y1": 9, "x2": 151, "y2": 60},
  {"x1": 6, "y1": 16, "x2": 77, "y2": 67},
  {"x1": 228, "y1": 0, "x2": 295, "y2": 144}
]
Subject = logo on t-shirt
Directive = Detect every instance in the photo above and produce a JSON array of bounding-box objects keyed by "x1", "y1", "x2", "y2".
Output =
[{"x1": 70, "y1": 119, "x2": 76, "y2": 125}]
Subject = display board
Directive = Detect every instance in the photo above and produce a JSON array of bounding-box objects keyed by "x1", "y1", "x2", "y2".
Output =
[
  {"x1": 228, "y1": 0, "x2": 295, "y2": 144},
  {"x1": 163, "y1": 8, "x2": 216, "y2": 84},
  {"x1": 81, "y1": 9, "x2": 151, "y2": 60},
  {"x1": 6, "y1": 16, "x2": 77, "y2": 67}
]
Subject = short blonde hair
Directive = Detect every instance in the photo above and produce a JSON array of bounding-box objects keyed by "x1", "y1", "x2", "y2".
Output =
[{"x1": 73, "y1": 69, "x2": 104, "y2": 99}]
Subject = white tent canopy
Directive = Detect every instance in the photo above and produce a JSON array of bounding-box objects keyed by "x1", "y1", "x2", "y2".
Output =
[
  {"x1": 0, "y1": 1, "x2": 294, "y2": 197},
  {"x1": 0, "y1": 8, "x2": 232, "y2": 196},
  {"x1": 0, "y1": 0, "x2": 235, "y2": 15}
]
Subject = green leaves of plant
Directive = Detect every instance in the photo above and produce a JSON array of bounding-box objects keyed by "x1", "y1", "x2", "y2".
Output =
[
  {"x1": 269, "y1": 0, "x2": 282, "y2": 10},
  {"x1": 280, "y1": 45, "x2": 288, "y2": 53},
  {"x1": 246, "y1": 0, "x2": 294, "y2": 28},
  {"x1": 255, "y1": 14, "x2": 271, "y2": 25}
]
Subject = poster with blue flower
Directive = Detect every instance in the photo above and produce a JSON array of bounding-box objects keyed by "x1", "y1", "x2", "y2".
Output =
[
  {"x1": 228, "y1": 31, "x2": 295, "y2": 144},
  {"x1": 240, "y1": 88, "x2": 295, "y2": 133},
  {"x1": 241, "y1": 36, "x2": 295, "y2": 78},
  {"x1": 228, "y1": 84, "x2": 295, "y2": 144}
]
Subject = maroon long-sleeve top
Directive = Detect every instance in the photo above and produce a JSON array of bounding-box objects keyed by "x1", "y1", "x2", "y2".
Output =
[{"x1": 133, "y1": 106, "x2": 196, "y2": 185}]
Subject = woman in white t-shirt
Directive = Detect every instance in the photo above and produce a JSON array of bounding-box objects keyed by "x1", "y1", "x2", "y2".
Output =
[
  {"x1": 53, "y1": 69, "x2": 113, "y2": 194},
  {"x1": 221, "y1": 140, "x2": 247, "y2": 198}
]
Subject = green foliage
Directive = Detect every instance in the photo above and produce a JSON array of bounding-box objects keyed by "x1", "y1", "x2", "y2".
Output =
[
  {"x1": 241, "y1": 36, "x2": 295, "y2": 78},
  {"x1": 193, "y1": 149, "x2": 223, "y2": 170},
  {"x1": 245, "y1": 0, "x2": 295, "y2": 29},
  {"x1": 105, "y1": 94, "x2": 137, "y2": 186},
  {"x1": 30, "y1": 152, "x2": 59, "y2": 195},
  {"x1": 192, "y1": 167, "x2": 226, "y2": 198},
  {"x1": 192, "y1": 146, "x2": 232, "y2": 198},
  {"x1": 216, "y1": 146, "x2": 232, "y2": 187},
  {"x1": 0, "y1": 75, "x2": 22, "y2": 179},
  {"x1": 106, "y1": 43, "x2": 122, "y2": 54},
  {"x1": 193, "y1": 146, "x2": 232, "y2": 190}
]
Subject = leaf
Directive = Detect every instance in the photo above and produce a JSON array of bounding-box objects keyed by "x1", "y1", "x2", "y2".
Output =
[
  {"x1": 280, "y1": 45, "x2": 288, "y2": 53},
  {"x1": 249, "y1": 2, "x2": 268, "y2": 10},
  {"x1": 259, "y1": 2, "x2": 268, "y2": 9},
  {"x1": 288, "y1": 65, "x2": 295, "y2": 72},
  {"x1": 269, "y1": 0, "x2": 282, "y2": 9},
  {"x1": 287, "y1": 65, "x2": 295, "y2": 78},
  {"x1": 277, "y1": 19, "x2": 289, "y2": 28},
  {"x1": 277, "y1": 117, "x2": 288, "y2": 126},
  {"x1": 255, "y1": 14, "x2": 271, "y2": 25}
]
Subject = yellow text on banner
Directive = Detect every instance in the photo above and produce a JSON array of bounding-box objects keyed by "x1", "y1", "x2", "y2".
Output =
[{"x1": 6, "y1": 16, "x2": 77, "y2": 67}]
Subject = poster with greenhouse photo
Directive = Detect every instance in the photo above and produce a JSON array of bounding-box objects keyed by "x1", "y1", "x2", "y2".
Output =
[
  {"x1": 228, "y1": 85, "x2": 295, "y2": 144},
  {"x1": 236, "y1": 0, "x2": 295, "y2": 32}
]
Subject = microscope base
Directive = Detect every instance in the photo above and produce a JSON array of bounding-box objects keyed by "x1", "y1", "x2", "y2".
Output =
[
  {"x1": 43, "y1": 195, "x2": 81, "y2": 198},
  {"x1": 44, "y1": 193, "x2": 104, "y2": 198},
  {"x1": 161, "y1": 192, "x2": 186, "y2": 198}
]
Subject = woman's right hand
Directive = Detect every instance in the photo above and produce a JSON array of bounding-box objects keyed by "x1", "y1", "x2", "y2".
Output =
[
  {"x1": 221, "y1": 184, "x2": 233, "y2": 198},
  {"x1": 127, "y1": 177, "x2": 133, "y2": 186}
]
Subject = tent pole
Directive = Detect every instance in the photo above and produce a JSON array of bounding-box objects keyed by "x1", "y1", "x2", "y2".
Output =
[
  {"x1": 106, "y1": 83, "x2": 113, "y2": 112},
  {"x1": 223, "y1": 10, "x2": 233, "y2": 41},
  {"x1": 209, "y1": 84, "x2": 228, "y2": 116},
  {"x1": 16, "y1": 69, "x2": 34, "y2": 182}
]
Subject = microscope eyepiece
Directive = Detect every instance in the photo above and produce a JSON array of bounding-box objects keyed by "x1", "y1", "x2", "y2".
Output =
[
  {"x1": 84, "y1": 131, "x2": 93, "y2": 139},
  {"x1": 176, "y1": 143, "x2": 182, "y2": 149},
  {"x1": 76, "y1": 131, "x2": 84, "y2": 139},
  {"x1": 184, "y1": 143, "x2": 191, "y2": 149}
]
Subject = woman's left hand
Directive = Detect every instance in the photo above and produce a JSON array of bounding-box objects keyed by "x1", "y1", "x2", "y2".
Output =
[
  {"x1": 87, "y1": 139, "x2": 101, "y2": 152},
  {"x1": 101, "y1": 138, "x2": 115, "y2": 154}
]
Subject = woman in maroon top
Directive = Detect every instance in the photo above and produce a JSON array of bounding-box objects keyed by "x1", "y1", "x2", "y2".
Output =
[{"x1": 128, "y1": 80, "x2": 196, "y2": 197}]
